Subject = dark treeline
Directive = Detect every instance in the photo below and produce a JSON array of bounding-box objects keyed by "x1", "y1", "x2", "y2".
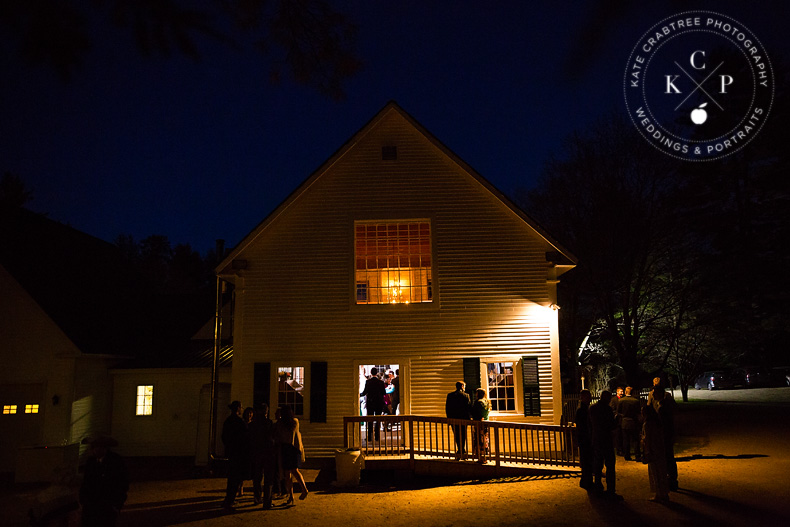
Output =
[
  {"x1": 1, "y1": 173, "x2": 221, "y2": 366},
  {"x1": 113, "y1": 233, "x2": 223, "y2": 365}
]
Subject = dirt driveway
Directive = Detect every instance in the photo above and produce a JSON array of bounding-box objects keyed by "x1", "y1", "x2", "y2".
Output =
[{"x1": 6, "y1": 387, "x2": 790, "y2": 527}]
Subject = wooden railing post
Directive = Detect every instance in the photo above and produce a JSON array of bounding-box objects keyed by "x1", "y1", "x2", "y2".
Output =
[
  {"x1": 408, "y1": 416, "x2": 415, "y2": 471},
  {"x1": 493, "y1": 422, "x2": 501, "y2": 468}
]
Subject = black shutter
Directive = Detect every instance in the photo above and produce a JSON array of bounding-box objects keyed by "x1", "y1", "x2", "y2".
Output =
[
  {"x1": 463, "y1": 358, "x2": 481, "y2": 395},
  {"x1": 253, "y1": 362, "x2": 270, "y2": 409},
  {"x1": 310, "y1": 361, "x2": 328, "y2": 423},
  {"x1": 522, "y1": 356, "x2": 541, "y2": 416}
]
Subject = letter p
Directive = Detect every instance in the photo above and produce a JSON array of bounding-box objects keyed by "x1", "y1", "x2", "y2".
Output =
[{"x1": 720, "y1": 75, "x2": 734, "y2": 93}]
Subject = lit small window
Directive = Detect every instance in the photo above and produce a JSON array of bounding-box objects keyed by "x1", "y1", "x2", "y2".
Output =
[
  {"x1": 136, "y1": 385, "x2": 154, "y2": 416},
  {"x1": 277, "y1": 367, "x2": 305, "y2": 416},
  {"x1": 3, "y1": 405, "x2": 17, "y2": 415},
  {"x1": 24, "y1": 404, "x2": 39, "y2": 414}
]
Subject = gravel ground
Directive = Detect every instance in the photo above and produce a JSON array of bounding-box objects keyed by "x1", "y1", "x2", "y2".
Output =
[{"x1": 5, "y1": 386, "x2": 790, "y2": 527}]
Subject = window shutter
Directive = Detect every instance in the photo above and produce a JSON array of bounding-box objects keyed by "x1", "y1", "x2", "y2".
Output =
[
  {"x1": 253, "y1": 362, "x2": 271, "y2": 409},
  {"x1": 463, "y1": 358, "x2": 481, "y2": 395},
  {"x1": 522, "y1": 357, "x2": 541, "y2": 416},
  {"x1": 310, "y1": 361, "x2": 328, "y2": 423}
]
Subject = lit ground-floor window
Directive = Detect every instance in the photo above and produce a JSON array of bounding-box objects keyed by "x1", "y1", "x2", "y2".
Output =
[
  {"x1": 487, "y1": 362, "x2": 516, "y2": 412},
  {"x1": 278, "y1": 367, "x2": 305, "y2": 416},
  {"x1": 136, "y1": 385, "x2": 154, "y2": 415}
]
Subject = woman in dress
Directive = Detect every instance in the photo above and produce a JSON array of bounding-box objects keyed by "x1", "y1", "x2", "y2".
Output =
[
  {"x1": 273, "y1": 405, "x2": 308, "y2": 504},
  {"x1": 641, "y1": 404, "x2": 669, "y2": 502},
  {"x1": 471, "y1": 388, "x2": 491, "y2": 464}
]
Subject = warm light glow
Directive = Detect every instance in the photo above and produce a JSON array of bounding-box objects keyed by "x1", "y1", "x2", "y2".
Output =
[
  {"x1": 386, "y1": 276, "x2": 411, "y2": 303},
  {"x1": 136, "y1": 385, "x2": 153, "y2": 416},
  {"x1": 2, "y1": 405, "x2": 17, "y2": 415},
  {"x1": 355, "y1": 221, "x2": 432, "y2": 304},
  {"x1": 549, "y1": 303, "x2": 560, "y2": 311},
  {"x1": 24, "y1": 404, "x2": 39, "y2": 414}
]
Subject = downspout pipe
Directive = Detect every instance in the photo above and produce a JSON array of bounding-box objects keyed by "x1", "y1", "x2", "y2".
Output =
[{"x1": 209, "y1": 275, "x2": 223, "y2": 464}]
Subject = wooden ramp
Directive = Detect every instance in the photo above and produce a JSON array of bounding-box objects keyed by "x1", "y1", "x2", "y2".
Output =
[{"x1": 345, "y1": 415, "x2": 580, "y2": 479}]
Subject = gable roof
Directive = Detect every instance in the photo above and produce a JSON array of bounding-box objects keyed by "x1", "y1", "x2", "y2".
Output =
[
  {"x1": 0, "y1": 208, "x2": 140, "y2": 356},
  {"x1": 217, "y1": 101, "x2": 576, "y2": 275}
]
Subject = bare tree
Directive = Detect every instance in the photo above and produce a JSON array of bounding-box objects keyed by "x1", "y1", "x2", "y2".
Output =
[{"x1": 523, "y1": 114, "x2": 682, "y2": 389}]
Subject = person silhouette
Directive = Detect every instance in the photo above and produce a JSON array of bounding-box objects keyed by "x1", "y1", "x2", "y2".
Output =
[
  {"x1": 360, "y1": 367, "x2": 387, "y2": 441},
  {"x1": 274, "y1": 405, "x2": 309, "y2": 505},
  {"x1": 79, "y1": 434, "x2": 128, "y2": 527},
  {"x1": 575, "y1": 389, "x2": 594, "y2": 490},
  {"x1": 249, "y1": 403, "x2": 277, "y2": 509},
  {"x1": 445, "y1": 381, "x2": 472, "y2": 459},
  {"x1": 221, "y1": 400, "x2": 247, "y2": 510},
  {"x1": 590, "y1": 390, "x2": 622, "y2": 500}
]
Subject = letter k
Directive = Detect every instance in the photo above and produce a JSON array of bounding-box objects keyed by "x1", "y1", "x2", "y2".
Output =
[{"x1": 665, "y1": 75, "x2": 681, "y2": 94}]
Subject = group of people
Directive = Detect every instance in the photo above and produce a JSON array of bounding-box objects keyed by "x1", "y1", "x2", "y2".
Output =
[
  {"x1": 575, "y1": 377, "x2": 678, "y2": 502},
  {"x1": 445, "y1": 381, "x2": 491, "y2": 462},
  {"x1": 221, "y1": 400, "x2": 309, "y2": 511},
  {"x1": 359, "y1": 367, "x2": 400, "y2": 441}
]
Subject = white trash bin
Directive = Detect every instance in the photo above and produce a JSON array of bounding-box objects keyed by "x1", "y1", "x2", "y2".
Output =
[{"x1": 333, "y1": 448, "x2": 364, "y2": 487}]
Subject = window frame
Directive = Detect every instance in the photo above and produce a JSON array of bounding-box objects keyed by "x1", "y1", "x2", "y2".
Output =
[
  {"x1": 275, "y1": 364, "x2": 308, "y2": 417},
  {"x1": 353, "y1": 220, "x2": 435, "y2": 306},
  {"x1": 484, "y1": 361, "x2": 519, "y2": 415},
  {"x1": 135, "y1": 384, "x2": 155, "y2": 417}
]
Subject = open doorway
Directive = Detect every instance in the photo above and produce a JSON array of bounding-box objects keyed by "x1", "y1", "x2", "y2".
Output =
[{"x1": 359, "y1": 364, "x2": 401, "y2": 416}]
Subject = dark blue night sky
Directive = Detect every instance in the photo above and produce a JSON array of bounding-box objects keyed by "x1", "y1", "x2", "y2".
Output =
[{"x1": 2, "y1": 1, "x2": 787, "y2": 252}]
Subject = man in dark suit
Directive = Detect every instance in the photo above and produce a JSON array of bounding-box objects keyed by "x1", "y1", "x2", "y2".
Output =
[
  {"x1": 249, "y1": 403, "x2": 277, "y2": 509},
  {"x1": 221, "y1": 400, "x2": 247, "y2": 510},
  {"x1": 445, "y1": 381, "x2": 472, "y2": 458},
  {"x1": 590, "y1": 390, "x2": 622, "y2": 499},
  {"x1": 360, "y1": 367, "x2": 387, "y2": 441},
  {"x1": 618, "y1": 386, "x2": 642, "y2": 461}
]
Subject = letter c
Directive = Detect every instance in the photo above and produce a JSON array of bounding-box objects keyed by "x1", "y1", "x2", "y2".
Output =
[{"x1": 690, "y1": 50, "x2": 706, "y2": 69}]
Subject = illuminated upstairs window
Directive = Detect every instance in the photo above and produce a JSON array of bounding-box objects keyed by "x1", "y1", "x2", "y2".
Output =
[
  {"x1": 136, "y1": 385, "x2": 154, "y2": 416},
  {"x1": 3, "y1": 405, "x2": 17, "y2": 414},
  {"x1": 355, "y1": 221, "x2": 432, "y2": 304},
  {"x1": 24, "y1": 404, "x2": 39, "y2": 414}
]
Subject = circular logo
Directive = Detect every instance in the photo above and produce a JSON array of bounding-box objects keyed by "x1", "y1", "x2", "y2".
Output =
[{"x1": 624, "y1": 11, "x2": 774, "y2": 161}]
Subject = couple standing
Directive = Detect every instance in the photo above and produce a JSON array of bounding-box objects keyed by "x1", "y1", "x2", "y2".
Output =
[{"x1": 446, "y1": 381, "x2": 490, "y2": 461}]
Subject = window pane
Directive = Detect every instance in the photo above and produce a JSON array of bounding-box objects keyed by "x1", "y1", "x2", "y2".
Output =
[
  {"x1": 136, "y1": 385, "x2": 153, "y2": 416},
  {"x1": 488, "y1": 362, "x2": 516, "y2": 412},
  {"x1": 354, "y1": 221, "x2": 432, "y2": 304},
  {"x1": 278, "y1": 367, "x2": 305, "y2": 416}
]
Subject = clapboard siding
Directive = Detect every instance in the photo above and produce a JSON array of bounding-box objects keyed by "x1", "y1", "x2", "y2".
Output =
[{"x1": 220, "y1": 104, "x2": 571, "y2": 455}]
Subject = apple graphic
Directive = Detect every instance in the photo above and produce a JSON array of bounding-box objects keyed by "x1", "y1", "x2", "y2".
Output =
[{"x1": 691, "y1": 103, "x2": 708, "y2": 125}]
